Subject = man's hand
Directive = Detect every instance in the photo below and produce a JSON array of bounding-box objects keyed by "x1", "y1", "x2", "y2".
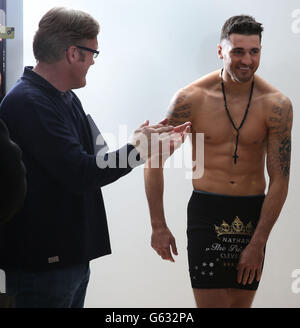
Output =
[
  {"x1": 157, "y1": 122, "x2": 191, "y2": 163},
  {"x1": 237, "y1": 243, "x2": 265, "y2": 285},
  {"x1": 130, "y1": 119, "x2": 191, "y2": 162},
  {"x1": 151, "y1": 226, "x2": 178, "y2": 262}
]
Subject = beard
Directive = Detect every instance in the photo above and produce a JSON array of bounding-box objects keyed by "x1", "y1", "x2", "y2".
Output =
[{"x1": 228, "y1": 66, "x2": 256, "y2": 83}]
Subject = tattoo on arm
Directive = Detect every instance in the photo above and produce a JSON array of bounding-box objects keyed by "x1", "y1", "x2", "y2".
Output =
[
  {"x1": 167, "y1": 92, "x2": 192, "y2": 126},
  {"x1": 268, "y1": 99, "x2": 293, "y2": 179},
  {"x1": 279, "y1": 136, "x2": 291, "y2": 177}
]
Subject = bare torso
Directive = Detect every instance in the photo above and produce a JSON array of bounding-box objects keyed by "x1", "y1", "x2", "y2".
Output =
[{"x1": 168, "y1": 70, "x2": 285, "y2": 196}]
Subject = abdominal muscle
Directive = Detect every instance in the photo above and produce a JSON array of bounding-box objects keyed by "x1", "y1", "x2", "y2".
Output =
[{"x1": 192, "y1": 143, "x2": 267, "y2": 196}]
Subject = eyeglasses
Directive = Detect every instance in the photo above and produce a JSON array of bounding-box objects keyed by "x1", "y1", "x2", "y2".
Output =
[{"x1": 75, "y1": 45, "x2": 100, "y2": 58}]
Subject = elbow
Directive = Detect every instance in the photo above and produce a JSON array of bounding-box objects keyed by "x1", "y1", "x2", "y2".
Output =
[{"x1": 268, "y1": 177, "x2": 289, "y2": 198}]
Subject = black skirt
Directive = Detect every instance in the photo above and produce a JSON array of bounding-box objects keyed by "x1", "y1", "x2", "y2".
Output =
[{"x1": 187, "y1": 190, "x2": 265, "y2": 290}]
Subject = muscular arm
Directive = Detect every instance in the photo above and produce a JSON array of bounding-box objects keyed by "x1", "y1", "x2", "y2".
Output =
[
  {"x1": 251, "y1": 96, "x2": 292, "y2": 246},
  {"x1": 144, "y1": 88, "x2": 193, "y2": 261},
  {"x1": 237, "y1": 95, "x2": 293, "y2": 285}
]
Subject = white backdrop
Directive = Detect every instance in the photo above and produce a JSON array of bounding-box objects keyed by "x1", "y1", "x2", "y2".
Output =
[{"x1": 7, "y1": 0, "x2": 300, "y2": 307}]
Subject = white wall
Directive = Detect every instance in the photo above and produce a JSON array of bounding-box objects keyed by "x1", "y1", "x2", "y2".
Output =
[{"x1": 19, "y1": 0, "x2": 300, "y2": 308}]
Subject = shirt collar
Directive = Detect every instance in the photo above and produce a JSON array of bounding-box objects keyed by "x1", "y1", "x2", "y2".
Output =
[{"x1": 22, "y1": 66, "x2": 70, "y2": 98}]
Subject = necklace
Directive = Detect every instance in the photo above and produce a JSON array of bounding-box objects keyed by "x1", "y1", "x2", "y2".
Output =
[{"x1": 220, "y1": 68, "x2": 255, "y2": 164}]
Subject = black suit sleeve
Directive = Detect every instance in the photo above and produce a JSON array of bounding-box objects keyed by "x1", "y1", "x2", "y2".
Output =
[{"x1": 1, "y1": 94, "x2": 141, "y2": 194}]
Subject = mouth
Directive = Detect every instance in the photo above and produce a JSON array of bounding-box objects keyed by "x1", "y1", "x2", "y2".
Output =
[{"x1": 238, "y1": 67, "x2": 251, "y2": 72}]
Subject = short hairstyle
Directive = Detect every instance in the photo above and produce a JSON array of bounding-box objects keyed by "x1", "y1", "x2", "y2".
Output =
[
  {"x1": 33, "y1": 7, "x2": 100, "y2": 64},
  {"x1": 220, "y1": 15, "x2": 264, "y2": 43}
]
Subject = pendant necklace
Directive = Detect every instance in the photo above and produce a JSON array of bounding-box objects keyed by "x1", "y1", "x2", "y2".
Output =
[{"x1": 220, "y1": 68, "x2": 255, "y2": 164}]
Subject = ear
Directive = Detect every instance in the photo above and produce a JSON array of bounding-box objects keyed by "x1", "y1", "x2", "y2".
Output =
[
  {"x1": 217, "y1": 44, "x2": 224, "y2": 59},
  {"x1": 65, "y1": 46, "x2": 78, "y2": 64}
]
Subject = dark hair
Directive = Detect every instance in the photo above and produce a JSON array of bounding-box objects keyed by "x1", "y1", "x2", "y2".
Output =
[
  {"x1": 33, "y1": 7, "x2": 100, "y2": 64},
  {"x1": 220, "y1": 15, "x2": 264, "y2": 43}
]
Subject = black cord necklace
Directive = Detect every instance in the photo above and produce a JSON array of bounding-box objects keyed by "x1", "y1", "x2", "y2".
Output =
[{"x1": 220, "y1": 68, "x2": 255, "y2": 164}]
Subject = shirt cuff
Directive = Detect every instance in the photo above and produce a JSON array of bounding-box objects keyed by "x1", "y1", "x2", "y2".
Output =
[{"x1": 126, "y1": 143, "x2": 146, "y2": 168}]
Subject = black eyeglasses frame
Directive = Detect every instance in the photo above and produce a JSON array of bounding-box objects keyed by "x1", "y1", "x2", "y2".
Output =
[{"x1": 75, "y1": 45, "x2": 100, "y2": 58}]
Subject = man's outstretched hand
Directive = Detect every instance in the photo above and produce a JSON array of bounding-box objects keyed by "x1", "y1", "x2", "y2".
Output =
[{"x1": 130, "y1": 119, "x2": 191, "y2": 162}]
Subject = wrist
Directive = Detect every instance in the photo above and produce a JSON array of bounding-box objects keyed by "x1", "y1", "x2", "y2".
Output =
[
  {"x1": 249, "y1": 235, "x2": 267, "y2": 249},
  {"x1": 151, "y1": 219, "x2": 167, "y2": 231},
  {"x1": 129, "y1": 139, "x2": 148, "y2": 162},
  {"x1": 128, "y1": 138, "x2": 139, "y2": 148}
]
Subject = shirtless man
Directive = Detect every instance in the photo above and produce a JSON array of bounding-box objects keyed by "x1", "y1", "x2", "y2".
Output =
[{"x1": 144, "y1": 15, "x2": 293, "y2": 308}]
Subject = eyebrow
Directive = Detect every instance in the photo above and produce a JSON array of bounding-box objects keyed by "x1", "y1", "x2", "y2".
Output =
[{"x1": 232, "y1": 47, "x2": 260, "y2": 51}]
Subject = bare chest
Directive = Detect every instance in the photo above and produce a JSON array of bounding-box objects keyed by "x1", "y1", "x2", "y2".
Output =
[{"x1": 192, "y1": 95, "x2": 268, "y2": 146}]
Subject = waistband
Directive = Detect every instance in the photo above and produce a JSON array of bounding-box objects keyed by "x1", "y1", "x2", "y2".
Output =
[
  {"x1": 189, "y1": 190, "x2": 265, "y2": 218},
  {"x1": 193, "y1": 189, "x2": 265, "y2": 198}
]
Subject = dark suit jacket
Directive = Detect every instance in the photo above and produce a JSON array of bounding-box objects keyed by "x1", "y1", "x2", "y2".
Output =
[{"x1": 0, "y1": 67, "x2": 141, "y2": 270}]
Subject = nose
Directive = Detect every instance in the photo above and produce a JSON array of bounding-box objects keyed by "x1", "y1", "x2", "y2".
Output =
[{"x1": 241, "y1": 52, "x2": 252, "y2": 66}]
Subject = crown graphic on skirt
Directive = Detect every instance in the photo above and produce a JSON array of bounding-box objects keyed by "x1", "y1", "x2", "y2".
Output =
[{"x1": 214, "y1": 216, "x2": 253, "y2": 237}]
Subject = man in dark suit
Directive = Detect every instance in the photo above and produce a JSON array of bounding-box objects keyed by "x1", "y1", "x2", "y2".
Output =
[{"x1": 0, "y1": 7, "x2": 190, "y2": 308}]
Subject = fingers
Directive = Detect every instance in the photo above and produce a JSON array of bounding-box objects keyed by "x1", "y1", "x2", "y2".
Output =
[
  {"x1": 242, "y1": 267, "x2": 251, "y2": 285},
  {"x1": 141, "y1": 118, "x2": 169, "y2": 130},
  {"x1": 158, "y1": 118, "x2": 169, "y2": 125},
  {"x1": 152, "y1": 236, "x2": 177, "y2": 263},
  {"x1": 180, "y1": 125, "x2": 191, "y2": 142},
  {"x1": 133, "y1": 120, "x2": 191, "y2": 161},
  {"x1": 237, "y1": 265, "x2": 249, "y2": 285},
  {"x1": 169, "y1": 125, "x2": 190, "y2": 140},
  {"x1": 248, "y1": 269, "x2": 256, "y2": 285},
  {"x1": 237, "y1": 263, "x2": 244, "y2": 284},
  {"x1": 159, "y1": 248, "x2": 175, "y2": 262},
  {"x1": 184, "y1": 124, "x2": 191, "y2": 135},
  {"x1": 173, "y1": 121, "x2": 191, "y2": 133},
  {"x1": 140, "y1": 120, "x2": 191, "y2": 134},
  {"x1": 153, "y1": 126, "x2": 174, "y2": 134},
  {"x1": 139, "y1": 120, "x2": 149, "y2": 128},
  {"x1": 237, "y1": 265, "x2": 261, "y2": 285},
  {"x1": 170, "y1": 238, "x2": 178, "y2": 256},
  {"x1": 256, "y1": 268, "x2": 262, "y2": 282}
]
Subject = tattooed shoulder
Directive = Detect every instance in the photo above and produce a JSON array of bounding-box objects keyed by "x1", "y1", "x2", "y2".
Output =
[
  {"x1": 267, "y1": 93, "x2": 293, "y2": 178},
  {"x1": 167, "y1": 89, "x2": 194, "y2": 127},
  {"x1": 267, "y1": 94, "x2": 293, "y2": 135}
]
